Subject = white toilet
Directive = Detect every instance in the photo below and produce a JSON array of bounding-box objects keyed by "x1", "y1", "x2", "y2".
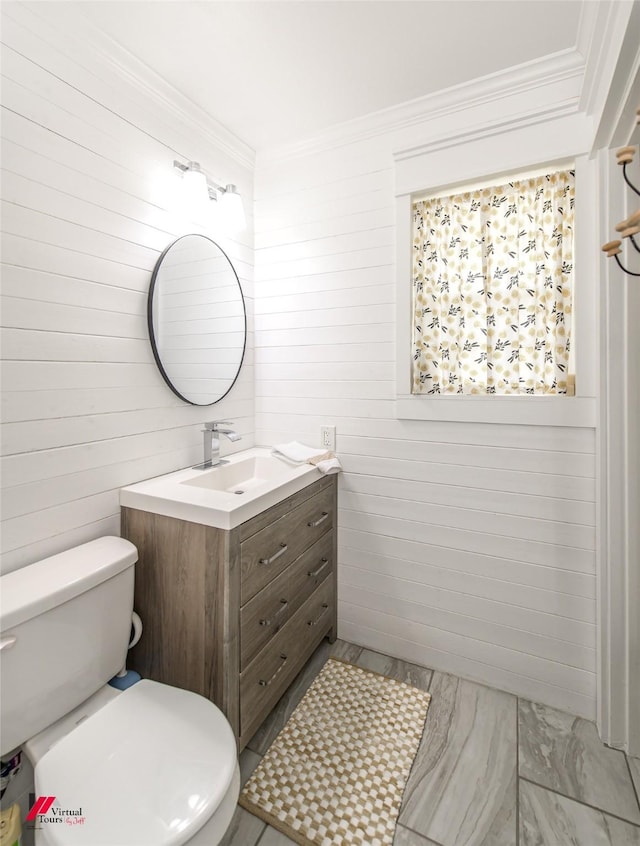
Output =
[{"x1": 0, "y1": 536, "x2": 240, "y2": 845}]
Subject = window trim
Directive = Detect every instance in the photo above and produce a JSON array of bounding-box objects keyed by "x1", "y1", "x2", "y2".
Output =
[{"x1": 394, "y1": 155, "x2": 597, "y2": 427}]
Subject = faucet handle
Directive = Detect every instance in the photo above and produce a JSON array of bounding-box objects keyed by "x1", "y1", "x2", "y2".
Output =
[{"x1": 204, "y1": 421, "x2": 233, "y2": 431}]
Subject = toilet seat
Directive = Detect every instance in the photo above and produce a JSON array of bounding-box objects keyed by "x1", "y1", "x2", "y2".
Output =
[{"x1": 34, "y1": 680, "x2": 237, "y2": 846}]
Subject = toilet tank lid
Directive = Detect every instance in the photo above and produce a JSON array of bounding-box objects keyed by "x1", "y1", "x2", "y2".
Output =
[{"x1": 0, "y1": 537, "x2": 137, "y2": 631}]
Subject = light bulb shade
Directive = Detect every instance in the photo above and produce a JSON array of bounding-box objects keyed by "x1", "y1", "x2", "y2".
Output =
[
  {"x1": 182, "y1": 164, "x2": 209, "y2": 213},
  {"x1": 220, "y1": 184, "x2": 246, "y2": 233}
]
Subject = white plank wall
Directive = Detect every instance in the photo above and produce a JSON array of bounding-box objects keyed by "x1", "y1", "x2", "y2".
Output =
[
  {"x1": 254, "y1": 137, "x2": 598, "y2": 718},
  {"x1": 0, "y1": 6, "x2": 255, "y2": 573},
  {"x1": 0, "y1": 3, "x2": 599, "y2": 721}
]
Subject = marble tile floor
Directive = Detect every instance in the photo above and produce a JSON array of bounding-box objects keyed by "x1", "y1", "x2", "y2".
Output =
[{"x1": 220, "y1": 639, "x2": 640, "y2": 846}]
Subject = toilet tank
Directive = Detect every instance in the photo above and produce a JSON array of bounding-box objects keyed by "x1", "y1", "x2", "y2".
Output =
[{"x1": 0, "y1": 537, "x2": 137, "y2": 756}]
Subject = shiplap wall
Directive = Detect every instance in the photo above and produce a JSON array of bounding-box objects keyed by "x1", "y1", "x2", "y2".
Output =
[
  {"x1": 254, "y1": 126, "x2": 597, "y2": 716},
  {"x1": 0, "y1": 5, "x2": 254, "y2": 574},
  {"x1": 0, "y1": 4, "x2": 599, "y2": 721}
]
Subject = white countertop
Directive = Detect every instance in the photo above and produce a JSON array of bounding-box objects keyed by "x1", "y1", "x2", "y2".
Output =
[{"x1": 119, "y1": 447, "x2": 321, "y2": 530}]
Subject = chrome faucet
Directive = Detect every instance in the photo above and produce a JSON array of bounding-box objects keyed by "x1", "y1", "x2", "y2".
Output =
[{"x1": 193, "y1": 421, "x2": 242, "y2": 469}]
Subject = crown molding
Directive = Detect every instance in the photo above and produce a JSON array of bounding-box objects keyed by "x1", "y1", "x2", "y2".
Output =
[
  {"x1": 578, "y1": 0, "x2": 635, "y2": 119},
  {"x1": 575, "y1": 0, "x2": 602, "y2": 62},
  {"x1": 593, "y1": 3, "x2": 640, "y2": 149},
  {"x1": 592, "y1": 0, "x2": 640, "y2": 151},
  {"x1": 9, "y1": 2, "x2": 255, "y2": 173},
  {"x1": 95, "y1": 34, "x2": 256, "y2": 172},
  {"x1": 259, "y1": 48, "x2": 585, "y2": 165},
  {"x1": 393, "y1": 98, "x2": 584, "y2": 166}
]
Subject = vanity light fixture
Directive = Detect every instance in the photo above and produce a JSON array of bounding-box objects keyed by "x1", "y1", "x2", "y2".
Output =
[
  {"x1": 173, "y1": 159, "x2": 246, "y2": 233},
  {"x1": 219, "y1": 183, "x2": 246, "y2": 234},
  {"x1": 179, "y1": 161, "x2": 210, "y2": 214}
]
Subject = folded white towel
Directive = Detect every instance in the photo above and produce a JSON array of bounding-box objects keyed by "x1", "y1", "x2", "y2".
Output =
[
  {"x1": 314, "y1": 457, "x2": 342, "y2": 475},
  {"x1": 272, "y1": 441, "x2": 327, "y2": 464},
  {"x1": 272, "y1": 441, "x2": 342, "y2": 475}
]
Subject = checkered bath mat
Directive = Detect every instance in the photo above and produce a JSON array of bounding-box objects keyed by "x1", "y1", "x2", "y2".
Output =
[{"x1": 239, "y1": 657, "x2": 431, "y2": 846}]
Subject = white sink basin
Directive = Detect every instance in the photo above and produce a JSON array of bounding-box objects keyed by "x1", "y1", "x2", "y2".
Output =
[
  {"x1": 182, "y1": 455, "x2": 295, "y2": 495},
  {"x1": 119, "y1": 448, "x2": 320, "y2": 530}
]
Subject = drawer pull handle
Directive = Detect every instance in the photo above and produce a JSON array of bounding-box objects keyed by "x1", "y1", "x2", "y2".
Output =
[
  {"x1": 0, "y1": 636, "x2": 17, "y2": 652},
  {"x1": 259, "y1": 653, "x2": 288, "y2": 687},
  {"x1": 307, "y1": 603, "x2": 330, "y2": 627},
  {"x1": 308, "y1": 557, "x2": 330, "y2": 578},
  {"x1": 259, "y1": 543, "x2": 288, "y2": 566},
  {"x1": 307, "y1": 511, "x2": 329, "y2": 528},
  {"x1": 259, "y1": 599, "x2": 289, "y2": 627}
]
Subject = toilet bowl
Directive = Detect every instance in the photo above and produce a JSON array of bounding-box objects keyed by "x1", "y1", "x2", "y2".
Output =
[{"x1": 0, "y1": 537, "x2": 240, "y2": 845}]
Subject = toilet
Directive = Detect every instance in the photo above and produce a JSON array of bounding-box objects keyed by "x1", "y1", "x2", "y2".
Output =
[{"x1": 0, "y1": 536, "x2": 240, "y2": 845}]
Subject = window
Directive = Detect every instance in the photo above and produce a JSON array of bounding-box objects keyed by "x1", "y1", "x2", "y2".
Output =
[{"x1": 411, "y1": 170, "x2": 575, "y2": 396}]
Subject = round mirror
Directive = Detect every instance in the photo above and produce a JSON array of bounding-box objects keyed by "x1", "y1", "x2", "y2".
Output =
[{"x1": 148, "y1": 234, "x2": 246, "y2": 405}]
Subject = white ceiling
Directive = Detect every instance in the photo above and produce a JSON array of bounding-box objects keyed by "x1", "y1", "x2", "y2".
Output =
[{"x1": 33, "y1": 1, "x2": 584, "y2": 152}]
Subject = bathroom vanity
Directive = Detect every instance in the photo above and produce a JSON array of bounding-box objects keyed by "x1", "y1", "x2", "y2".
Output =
[{"x1": 120, "y1": 453, "x2": 337, "y2": 750}]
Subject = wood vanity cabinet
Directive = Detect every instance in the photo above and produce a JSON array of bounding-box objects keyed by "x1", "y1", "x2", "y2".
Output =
[{"x1": 121, "y1": 474, "x2": 337, "y2": 750}]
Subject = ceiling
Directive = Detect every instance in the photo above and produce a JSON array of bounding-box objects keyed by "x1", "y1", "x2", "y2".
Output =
[{"x1": 31, "y1": 1, "x2": 584, "y2": 152}]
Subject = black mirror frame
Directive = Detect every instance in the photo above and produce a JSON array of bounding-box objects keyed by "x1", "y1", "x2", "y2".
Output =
[{"x1": 147, "y1": 234, "x2": 247, "y2": 406}]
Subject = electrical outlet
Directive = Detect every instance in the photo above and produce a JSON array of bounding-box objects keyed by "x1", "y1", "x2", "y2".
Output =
[{"x1": 320, "y1": 425, "x2": 336, "y2": 451}]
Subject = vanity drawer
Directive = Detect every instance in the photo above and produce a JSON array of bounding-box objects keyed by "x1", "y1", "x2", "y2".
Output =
[
  {"x1": 287, "y1": 531, "x2": 333, "y2": 617},
  {"x1": 300, "y1": 575, "x2": 333, "y2": 635},
  {"x1": 239, "y1": 615, "x2": 306, "y2": 741},
  {"x1": 240, "y1": 532, "x2": 334, "y2": 671},
  {"x1": 240, "y1": 567, "x2": 290, "y2": 671},
  {"x1": 239, "y1": 577, "x2": 334, "y2": 740},
  {"x1": 240, "y1": 485, "x2": 334, "y2": 604}
]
